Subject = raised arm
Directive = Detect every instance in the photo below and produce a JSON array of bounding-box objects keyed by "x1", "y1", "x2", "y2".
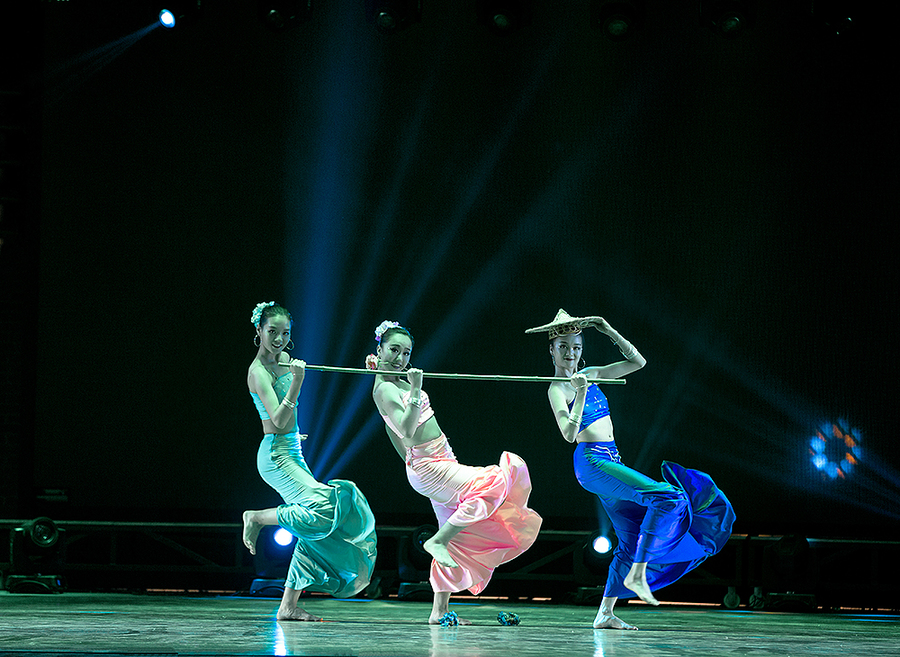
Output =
[
  {"x1": 548, "y1": 373, "x2": 588, "y2": 443},
  {"x1": 581, "y1": 317, "x2": 646, "y2": 380},
  {"x1": 249, "y1": 359, "x2": 305, "y2": 431}
]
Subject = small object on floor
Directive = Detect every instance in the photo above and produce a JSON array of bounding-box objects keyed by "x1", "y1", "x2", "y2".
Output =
[
  {"x1": 440, "y1": 611, "x2": 459, "y2": 627},
  {"x1": 498, "y1": 612, "x2": 520, "y2": 626}
]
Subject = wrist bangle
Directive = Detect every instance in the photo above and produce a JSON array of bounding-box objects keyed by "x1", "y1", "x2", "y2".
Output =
[
  {"x1": 568, "y1": 415, "x2": 582, "y2": 426},
  {"x1": 408, "y1": 397, "x2": 422, "y2": 407},
  {"x1": 281, "y1": 398, "x2": 296, "y2": 409}
]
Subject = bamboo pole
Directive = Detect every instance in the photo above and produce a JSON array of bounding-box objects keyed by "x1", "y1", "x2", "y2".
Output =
[{"x1": 300, "y1": 364, "x2": 626, "y2": 385}]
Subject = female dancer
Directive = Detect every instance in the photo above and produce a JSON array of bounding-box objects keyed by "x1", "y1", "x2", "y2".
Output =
[
  {"x1": 527, "y1": 309, "x2": 735, "y2": 630},
  {"x1": 241, "y1": 302, "x2": 377, "y2": 621},
  {"x1": 369, "y1": 321, "x2": 542, "y2": 625}
]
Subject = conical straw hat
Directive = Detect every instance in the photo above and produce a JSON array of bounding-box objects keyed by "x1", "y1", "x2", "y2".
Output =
[{"x1": 525, "y1": 309, "x2": 593, "y2": 339}]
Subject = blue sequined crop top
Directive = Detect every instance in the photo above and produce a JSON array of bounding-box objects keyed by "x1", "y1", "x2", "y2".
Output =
[
  {"x1": 249, "y1": 372, "x2": 293, "y2": 421},
  {"x1": 567, "y1": 383, "x2": 610, "y2": 433}
]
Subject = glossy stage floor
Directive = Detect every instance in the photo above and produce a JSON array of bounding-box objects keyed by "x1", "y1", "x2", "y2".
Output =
[{"x1": 1, "y1": 592, "x2": 899, "y2": 657}]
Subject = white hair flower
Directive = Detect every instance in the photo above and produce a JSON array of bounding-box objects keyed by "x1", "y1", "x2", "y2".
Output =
[{"x1": 251, "y1": 301, "x2": 276, "y2": 327}]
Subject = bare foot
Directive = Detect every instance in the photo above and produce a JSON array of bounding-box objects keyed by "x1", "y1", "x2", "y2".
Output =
[
  {"x1": 623, "y1": 573, "x2": 659, "y2": 606},
  {"x1": 423, "y1": 537, "x2": 459, "y2": 568},
  {"x1": 242, "y1": 510, "x2": 262, "y2": 555},
  {"x1": 593, "y1": 610, "x2": 638, "y2": 630},
  {"x1": 427, "y1": 612, "x2": 472, "y2": 625},
  {"x1": 277, "y1": 606, "x2": 322, "y2": 621}
]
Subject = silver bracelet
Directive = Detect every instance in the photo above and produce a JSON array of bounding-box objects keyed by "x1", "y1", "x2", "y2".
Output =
[
  {"x1": 618, "y1": 341, "x2": 637, "y2": 359},
  {"x1": 568, "y1": 415, "x2": 582, "y2": 425},
  {"x1": 408, "y1": 397, "x2": 422, "y2": 407},
  {"x1": 281, "y1": 398, "x2": 297, "y2": 409}
]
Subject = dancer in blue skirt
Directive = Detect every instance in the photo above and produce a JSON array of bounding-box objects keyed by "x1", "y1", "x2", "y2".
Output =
[{"x1": 527, "y1": 310, "x2": 735, "y2": 630}]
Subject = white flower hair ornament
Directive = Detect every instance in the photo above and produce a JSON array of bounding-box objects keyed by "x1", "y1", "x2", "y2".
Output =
[
  {"x1": 365, "y1": 353, "x2": 379, "y2": 370},
  {"x1": 251, "y1": 301, "x2": 276, "y2": 328},
  {"x1": 374, "y1": 320, "x2": 400, "y2": 343}
]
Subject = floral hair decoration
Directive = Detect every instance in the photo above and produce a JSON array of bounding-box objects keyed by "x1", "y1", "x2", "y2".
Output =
[
  {"x1": 365, "y1": 354, "x2": 379, "y2": 370},
  {"x1": 251, "y1": 301, "x2": 276, "y2": 328},
  {"x1": 374, "y1": 320, "x2": 400, "y2": 343}
]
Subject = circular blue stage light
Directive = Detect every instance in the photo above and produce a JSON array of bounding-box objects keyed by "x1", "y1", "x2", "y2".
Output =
[
  {"x1": 273, "y1": 528, "x2": 294, "y2": 547},
  {"x1": 808, "y1": 419, "x2": 862, "y2": 481},
  {"x1": 159, "y1": 9, "x2": 176, "y2": 28},
  {"x1": 592, "y1": 535, "x2": 612, "y2": 554}
]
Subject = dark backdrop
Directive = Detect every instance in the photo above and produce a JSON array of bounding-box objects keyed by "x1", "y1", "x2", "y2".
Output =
[{"x1": 26, "y1": 0, "x2": 898, "y2": 537}]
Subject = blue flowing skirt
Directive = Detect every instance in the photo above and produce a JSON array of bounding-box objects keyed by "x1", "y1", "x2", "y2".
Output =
[{"x1": 574, "y1": 442, "x2": 735, "y2": 599}]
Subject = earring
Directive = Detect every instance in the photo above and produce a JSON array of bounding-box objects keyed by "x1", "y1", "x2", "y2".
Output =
[
  {"x1": 254, "y1": 335, "x2": 260, "y2": 347},
  {"x1": 287, "y1": 340, "x2": 295, "y2": 351},
  {"x1": 579, "y1": 357, "x2": 586, "y2": 371}
]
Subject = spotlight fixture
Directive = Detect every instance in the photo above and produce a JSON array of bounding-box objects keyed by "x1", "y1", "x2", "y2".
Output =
[
  {"x1": 809, "y1": 419, "x2": 862, "y2": 481},
  {"x1": 6, "y1": 517, "x2": 66, "y2": 593},
  {"x1": 396, "y1": 524, "x2": 436, "y2": 601},
  {"x1": 365, "y1": 0, "x2": 422, "y2": 34},
  {"x1": 591, "y1": 1, "x2": 643, "y2": 41},
  {"x1": 592, "y1": 534, "x2": 612, "y2": 555},
  {"x1": 158, "y1": 9, "x2": 176, "y2": 28},
  {"x1": 573, "y1": 530, "x2": 617, "y2": 584},
  {"x1": 273, "y1": 527, "x2": 294, "y2": 547},
  {"x1": 476, "y1": 0, "x2": 533, "y2": 35},
  {"x1": 807, "y1": 0, "x2": 857, "y2": 37},
  {"x1": 397, "y1": 524, "x2": 436, "y2": 582},
  {"x1": 252, "y1": 525, "x2": 295, "y2": 579},
  {"x1": 155, "y1": 0, "x2": 201, "y2": 29},
  {"x1": 700, "y1": 0, "x2": 754, "y2": 38},
  {"x1": 248, "y1": 525, "x2": 295, "y2": 597},
  {"x1": 257, "y1": 0, "x2": 312, "y2": 31}
]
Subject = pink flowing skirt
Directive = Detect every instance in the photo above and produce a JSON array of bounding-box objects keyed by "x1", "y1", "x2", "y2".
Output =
[{"x1": 405, "y1": 434, "x2": 542, "y2": 595}]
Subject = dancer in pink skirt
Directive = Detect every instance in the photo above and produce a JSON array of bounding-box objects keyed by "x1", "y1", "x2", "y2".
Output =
[{"x1": 368, "y1": 321, "x2": 542, "y2": 625}]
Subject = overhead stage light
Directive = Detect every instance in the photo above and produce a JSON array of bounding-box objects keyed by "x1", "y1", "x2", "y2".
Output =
[
  {"x1": 258, "y1": 0, "x2": 312, "y2": 31},
  {"x1": 155, "y1": 1, "x2": 201, "y2": 29},
  {"x1": 5, "y1": 517, "x2": 66, "y2": 593},
  {"x1": 365, "y1": 0, "x2": 422, "y2": 34},
  {"x1": 476, "y1": 0, "x2": 533, "y2": 35},
  {"x1": 158, "y1": 9, "x2": 176, "y2": 28},
  {"x1": 700, "y1": 1, "x2": 754, "y2": 38},
  {"x1": 807, "y1": 0, "x2": 857, "y2": 38},
  {"x1": 591, "y1": 1, "x2": 643, "y2": 41}
]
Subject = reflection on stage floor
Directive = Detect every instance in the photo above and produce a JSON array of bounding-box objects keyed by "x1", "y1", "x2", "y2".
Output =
[{"x1": 1, "y1": 592, "x2": 898, "y2": 656}]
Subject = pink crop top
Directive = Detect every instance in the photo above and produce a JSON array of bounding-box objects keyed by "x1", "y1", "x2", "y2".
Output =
[{"x1": 381, "y1": 389, "x2": 435, "y2": 438}]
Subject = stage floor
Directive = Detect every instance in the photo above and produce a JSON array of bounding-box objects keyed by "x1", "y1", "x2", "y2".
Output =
[{"x1": 1, "y1": 592, "x2": 898, "y2": 656}]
